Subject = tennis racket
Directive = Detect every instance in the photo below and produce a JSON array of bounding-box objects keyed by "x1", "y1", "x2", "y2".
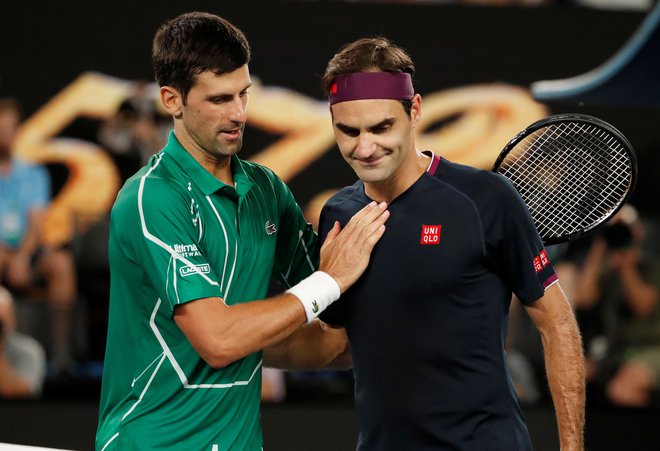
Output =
[{"x1": 492, "y1": 114, "x2": 637, "y2": 245}]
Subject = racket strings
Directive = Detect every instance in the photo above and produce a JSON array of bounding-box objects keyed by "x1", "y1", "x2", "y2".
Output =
[
  {"x1": 505, "y1": 125, "x2": 629, "y2": 236},
  {"x1": 534, "y1": 125, "x2": 628, "y2": 224},
  {"x1": 511, "y1": 128, "x2": 591, "y2": 236},
  {"x1": 498, "y1": 121, "x2": 633, "y2": 240},
  {"x1": 508, "y1": 132, "x2": 625, "y2": 237}
]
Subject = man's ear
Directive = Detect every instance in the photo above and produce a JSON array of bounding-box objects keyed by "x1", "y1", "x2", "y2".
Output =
[
  {"x1": 160, "y1": 86, "x2": 183, "y2": 119},
  {"x1": 410, "y1": 94, "x2": 422, "y2": 129}
]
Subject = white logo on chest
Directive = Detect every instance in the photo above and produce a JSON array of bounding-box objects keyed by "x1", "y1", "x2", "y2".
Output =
[{"x1": 265, "y1": 220, "x2": 277, "y2": 236}]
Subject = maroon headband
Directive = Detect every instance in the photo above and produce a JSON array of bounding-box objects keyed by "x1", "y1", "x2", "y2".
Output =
[{"x1": 328, "y1": 72, "x2": 414, "y2": 105}]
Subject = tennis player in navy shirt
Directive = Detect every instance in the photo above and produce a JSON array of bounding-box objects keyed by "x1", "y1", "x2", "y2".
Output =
[{"x1": 318, "y1": 37, "x2": 585, "y2": 451}]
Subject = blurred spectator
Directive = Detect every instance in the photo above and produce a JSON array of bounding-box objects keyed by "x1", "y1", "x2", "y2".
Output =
[
  {"x1": 98, "y1": 82, "x2": 169, "y2": 183},
  {"x1": 573, "y1": 205, "x2": 660, "y2": 407},
  {"x1": 0, "y1": 98, "x2": 77, "y2": 375},
  {"x1": 0, "y1": 286, "x2": 46, "y2": 398}
]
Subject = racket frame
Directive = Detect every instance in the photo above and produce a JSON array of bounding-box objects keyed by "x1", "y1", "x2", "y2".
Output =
[{"x1": 492, "y1": 113, "x2": 638, "y2": 245}]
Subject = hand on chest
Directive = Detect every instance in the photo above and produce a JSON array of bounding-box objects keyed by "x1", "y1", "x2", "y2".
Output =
[{"x1": 355, "y1": 196, "x2": 485, "y2": 294}]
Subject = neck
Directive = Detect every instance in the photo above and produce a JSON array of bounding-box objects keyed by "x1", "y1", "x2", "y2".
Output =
[
  {"x1": 364, "y1": 150, "x2": 431, "y2": 203},
  {"x1": 197, "y1": 153, "x2": 233, "y2": 186}
]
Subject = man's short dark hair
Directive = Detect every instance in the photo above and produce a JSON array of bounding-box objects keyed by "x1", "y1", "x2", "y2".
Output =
[
  {"x1": 152, "y1": 12, "x2": 251, "y2": 103},
  {"x1": 322, "y1": 37, "x2": 415, "y2": 116}
]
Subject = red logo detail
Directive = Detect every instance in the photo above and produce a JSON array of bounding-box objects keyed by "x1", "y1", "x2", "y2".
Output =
[
  {"x1": 534, "y1": 249, "x2": 550, "y2": 274},
  {"x1": 420, "y1": 224, "x2": 441, "y2": 245},
  {"x1": 330, "y1": 83, "x2": 338, "y2": 94},
  {"x1": 533, "y1": 249, "x2": 551, "y2": 273}
]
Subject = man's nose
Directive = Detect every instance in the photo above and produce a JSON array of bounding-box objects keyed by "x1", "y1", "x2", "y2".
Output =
[
  {"x1": 228, "y1": 97, "x2": 247, "y2": 123},
  {"x1": 354, "y1": 133, "x2": 376, "y2": 158}
]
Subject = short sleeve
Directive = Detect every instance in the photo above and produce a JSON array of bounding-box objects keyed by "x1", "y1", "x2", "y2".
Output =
[
  {"x1": 490, "y1": 175, "x2": 557, "y2": 305},
  {"x1": 27, "y1": 164, "x2": 51, "y2": 210},
  {"x1": 115, "y1": 178, "x2": 222, "y2": 314}
]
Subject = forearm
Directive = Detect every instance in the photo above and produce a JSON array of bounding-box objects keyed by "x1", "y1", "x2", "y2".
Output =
[
  {"x1": 527, "y1": 285, "x2": 586, "y2": 451},
  {"x1": 618, "y1": 267, "x2": 658, "y2": 316},
  {"x1": 175, "y1": 293, "x2": 308, "y2": 368},
  {"x1": 573, "y1": 243, "x2": 605, "y2": 308},
  {"x1": 16, "y1": 211, "x2": 44, "y2": 257},
  {"x1": 263, "y1": 320, "x2": 351, "y2": 370},
  {"x1": 223, "y1": 294, "x2": 311, "y2": 357},
  {"x1": 541, "y1": 313, "x2": 586, "y2": 450},
  {"x1": 16, "y1": 235, "x2": 39, "y2": 258}
]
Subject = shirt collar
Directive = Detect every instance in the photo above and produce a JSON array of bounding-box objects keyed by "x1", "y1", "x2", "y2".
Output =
[
  {"x1": 422, "y1": 150, "x2": 441, "y2": 176},
  {"x1": 163, "y1": 131, "x2": 253, "y2": 197}
]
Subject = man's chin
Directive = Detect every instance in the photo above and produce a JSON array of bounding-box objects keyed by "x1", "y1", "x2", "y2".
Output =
[
  {"x1": 353, "y1": 167, "x2": 387, "y2": 184},
  {"x1": 216, "y1": 139, "x2": 243, "y2": 157}
]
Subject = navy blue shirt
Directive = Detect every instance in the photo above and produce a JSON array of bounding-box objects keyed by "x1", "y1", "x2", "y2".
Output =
[{"x1": 319, "y1": 152, "x2": 556, "y2": 451}]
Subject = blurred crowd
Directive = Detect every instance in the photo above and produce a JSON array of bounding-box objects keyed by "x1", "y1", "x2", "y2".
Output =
[
  {"x1": 0, "y1": 93, "x2": 169, "y2": 398},
  {"x1": 507, "y1": 205, "x2": 660, "y2": 409},
  {"x1": 0, "y1": 89, "x2": 658, "y2": 411}
]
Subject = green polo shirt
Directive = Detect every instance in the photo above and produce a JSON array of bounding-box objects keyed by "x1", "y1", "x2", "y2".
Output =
[{"x1": 96, "y1": 132, "x2": 318, "y2": 451}]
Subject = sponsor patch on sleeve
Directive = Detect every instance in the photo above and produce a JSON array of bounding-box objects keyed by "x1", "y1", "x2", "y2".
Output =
[
  {"x1": 179, "y1": 263, "x2": 211, "y2": 277},
  {"x1": 533, "y1": 249, "x2": 550, "y2": 274}
]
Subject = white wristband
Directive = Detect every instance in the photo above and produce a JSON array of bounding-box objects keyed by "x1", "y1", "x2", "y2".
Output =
[{"x1": 286, "y1": 271, "x2": 341, "y2": 322}]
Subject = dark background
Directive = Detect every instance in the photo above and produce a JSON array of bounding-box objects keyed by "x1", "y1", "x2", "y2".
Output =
[{"x1": 1, "y1": 399, "x2": 659, "y2": 451}]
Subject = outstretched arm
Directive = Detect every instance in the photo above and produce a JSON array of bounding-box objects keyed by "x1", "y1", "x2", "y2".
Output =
[
  {"x1": 174, "y1": 201, "x2": 388, "y2": 368},
  {"x1": 525, "y1": 283, "x2": 585, "y2": 451}
]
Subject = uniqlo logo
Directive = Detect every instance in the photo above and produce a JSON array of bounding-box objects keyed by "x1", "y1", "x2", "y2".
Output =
[
  {"x1": 420, "y1": 224, "x2": 441, "y2": 245},
  {"x1": 533, "y1": 249, "x2": 550, "y2": 273}
]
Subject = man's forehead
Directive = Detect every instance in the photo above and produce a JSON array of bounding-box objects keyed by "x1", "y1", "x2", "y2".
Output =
[
  {"x1": 332, "y1": 98, "x2": 403, "y2": 127},
  {"x1": 193, "y1": 65, "x2": 251, "y2": 89}
]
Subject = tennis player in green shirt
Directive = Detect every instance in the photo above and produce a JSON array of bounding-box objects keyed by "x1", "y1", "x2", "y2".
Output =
[{"x1": 96, "y1": 12, "x2": 389, "y2": 451}]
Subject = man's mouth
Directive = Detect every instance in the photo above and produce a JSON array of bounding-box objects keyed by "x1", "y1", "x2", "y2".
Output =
[
  {"x1": 221, "y1": 128, "x2": 242, "y2": 140},
  {"x1": 357, "y1": 155, "x2": 384, "y2": 167}
]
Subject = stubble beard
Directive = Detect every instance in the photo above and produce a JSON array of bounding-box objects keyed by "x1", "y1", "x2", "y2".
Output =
[{"x1": 198, "y1": 124, "x2": 245, "y2": 163}]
